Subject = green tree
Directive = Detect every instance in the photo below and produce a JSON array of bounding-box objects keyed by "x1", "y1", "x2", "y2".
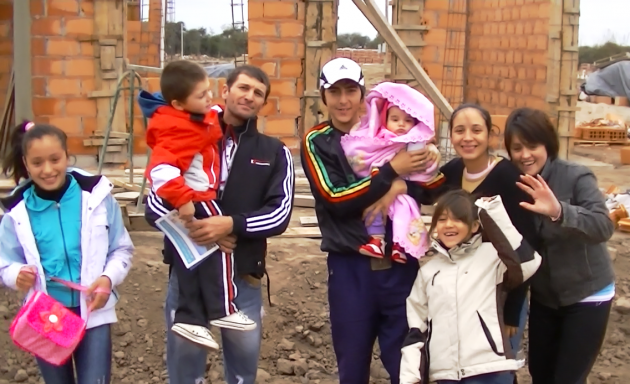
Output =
[
  {"x1": 367, "y1": 34, "x2": 385, "y2": 49},
  {"x1": 164, "y1": 22, "x2": 248, "y2": 58},
  {"x1": 579, "y1": 41, "x2": 630, "y2": 65},
  {"x1": 337, "y1": 33, "x2": 372, "y2": 49},
  {"x1": 164, "y1": 21, "x2": 184, "y2": 55}
]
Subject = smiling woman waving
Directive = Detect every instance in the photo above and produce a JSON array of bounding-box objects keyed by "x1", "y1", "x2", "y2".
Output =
[{"x1": 504, "y1": 107, "x2": 615, "y2": 384}]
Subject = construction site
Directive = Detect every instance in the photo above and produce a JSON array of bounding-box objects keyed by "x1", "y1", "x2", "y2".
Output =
[{"x1": 1, "y1": 0, "x2": 630, "y2": 383}]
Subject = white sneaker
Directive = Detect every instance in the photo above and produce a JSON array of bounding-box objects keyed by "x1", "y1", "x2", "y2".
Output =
[
  {"x1": 210, "y1": 311, "x2": 257, "y2": 331},
  {"x1": 171, "y1": 323, "x2": 219, "y2": 350}
]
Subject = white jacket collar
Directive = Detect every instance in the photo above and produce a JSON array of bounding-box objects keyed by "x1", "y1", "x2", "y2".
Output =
[{"x1": 431, "y1": 233, "x2": 483, "y2": 261}]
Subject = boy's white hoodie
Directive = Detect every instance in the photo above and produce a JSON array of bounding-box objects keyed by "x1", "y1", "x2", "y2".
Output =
[{"x1": 400, "y1": 196, "x2": 541, "y2": 383}]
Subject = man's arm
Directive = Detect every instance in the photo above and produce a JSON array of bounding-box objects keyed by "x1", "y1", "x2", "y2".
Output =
[
  {"x1": 230, "y1": 145, "x2": 295, "y2": 239},
  {"x1": 300, "y1": 126, "x2": 397, "y2": 216}
]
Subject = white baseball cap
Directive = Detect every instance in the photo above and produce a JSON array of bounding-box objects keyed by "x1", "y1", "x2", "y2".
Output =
[{"x1": 319, "y1": 58, "x2": 365, "y2": 89}]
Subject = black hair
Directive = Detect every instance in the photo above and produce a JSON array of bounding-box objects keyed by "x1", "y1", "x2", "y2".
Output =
[
  {"x1": 160, "y1": 60, "x2": 208, "y2": 104},
  {"x1": 429, "y1": 189, "x2": 479, "y2": 237},
  {"x1": 320, "y1": 82, "x2": 366, "y2": 106},
  {"x1": 226, "y1": 65, "x2": 272, "y2": 101},
  {"x1": 448, "y1": 103, "x2": 493, "y2": 133},
  {"x1": 1, "y1": 121, "x2": 68, "y2": 184},
  {"x1": 504, "y1": 107, "x2": 560, "y2": 160}
]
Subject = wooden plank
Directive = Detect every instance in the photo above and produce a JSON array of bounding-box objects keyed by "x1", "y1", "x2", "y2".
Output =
[
  {"x1": 294, "y1": 194, "x2": 315, "y2": 208},
  {"x1": 100, "y1": 45, "x2": 116, "y2": 71},
  {"x1": 93, "y1": 131, "x2": 129, "y2": 138},
  {"x1": 13, "y1": 0, "x2": 33, "y2": 122},
  {"x1": 300, "y1": 216, "x2": 319, "y2": 227},
  {"x1": 84, "y1": 138, "x2": 127, "y2": 146},
  {"x1": 274, "y1": 226, "x2": 322, "y2": 239},
  {"x1": 125, "y1": 168, "x2": 146, "y2": 175},
  {"x1": 87, "y1": 90, "x2": 115, "y2": 98},
  {"x1": 120, "y1": 204, "x2": 131, "y2": 229},
  {"x1": 392, "y1": 25, "x2": 429, "y2": 31},
  {"x1": 355, "y1": 0, "x2": 453, "y2": 118},
  {"x1": 0, "y1": 179, "x2": 16, "y2": 191},
  {"x1": 556, "y1": 0, "x2": 580, "y2": 159},
  {"x1": 295, "y1": 177, "x2": 310, "y2": 187},
  {"x1": 299, "y1": 215, "x2": 433, "y2": 227},
  {"x1": 93, "y1": 0, "x2": 127, "y2": 164},
  {"x1": 0, "y1": 69, "x2": 15, "y2": 157},
  {"x1": 105, "y1": 145, "x2": 124, "y2": 152},
  {"x1": 127, "y1": 213, "x2": 157, "y2": 232},
  {"x1": 111, "y1": 178, "x2": 150, "y2": 195},
  {"x1": 114, "y1": 191, "x2": 141, "y2": 201},
  {"x1": 302, "y1": 0, "x2": 338, "y2": 132}
]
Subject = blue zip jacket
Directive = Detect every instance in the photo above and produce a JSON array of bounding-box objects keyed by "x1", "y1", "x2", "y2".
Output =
[{"x1": 24, "y1": 176, "x2": 82, "y2": 307}]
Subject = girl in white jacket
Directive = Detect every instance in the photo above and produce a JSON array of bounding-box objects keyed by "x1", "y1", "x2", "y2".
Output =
[
  {"x1": 400, "y1": 190, "x2": 541, "y2": 384},
  {"x1": 0, "y1": 122, "x2": 134, "y2": 384}
]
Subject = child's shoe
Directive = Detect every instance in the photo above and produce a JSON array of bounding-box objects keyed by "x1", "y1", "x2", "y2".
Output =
[
  {"x1": 210, "y1": 311, "x2": 257, "y2": 331},
  {"x1": 391, "y1": 243, "x2": 408, "y2": 264},
  {"x1": 171, "y1": 323, "x2": 219, "y2": 350},
  {"x1": 359, "y1": 236, "x2": 386, "y2": 258}
]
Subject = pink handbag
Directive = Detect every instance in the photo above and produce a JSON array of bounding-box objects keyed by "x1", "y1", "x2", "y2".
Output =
[{"x1": 9, "y1": 271, "x2": 110, "y2": 366}]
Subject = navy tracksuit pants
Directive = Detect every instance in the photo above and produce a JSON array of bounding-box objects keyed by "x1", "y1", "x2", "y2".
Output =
[{"x1": 327, "y1": 251, "x2": 419, "y2": 384}]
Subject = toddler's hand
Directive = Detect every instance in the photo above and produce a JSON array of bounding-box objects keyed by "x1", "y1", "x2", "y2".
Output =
[{"x1": 178, "y1": 201, "x2": 195, "y2": 222}]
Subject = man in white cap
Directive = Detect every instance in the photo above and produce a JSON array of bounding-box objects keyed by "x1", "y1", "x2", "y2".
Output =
[{"x1": 300, "y1": 57, "x2": 437, "y2": 383}]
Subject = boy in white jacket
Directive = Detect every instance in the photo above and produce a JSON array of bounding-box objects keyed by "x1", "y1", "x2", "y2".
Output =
[{"x1": 400, "y1": 190, "x2": 541, "y2": 384}]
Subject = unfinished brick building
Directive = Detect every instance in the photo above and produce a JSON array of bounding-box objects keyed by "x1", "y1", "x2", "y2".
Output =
[{"x1": 0, "y1": 0, "x2": 579, "y2": 162}]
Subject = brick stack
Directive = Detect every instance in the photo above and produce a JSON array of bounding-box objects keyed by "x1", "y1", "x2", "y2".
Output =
[
  {"x1": 335, "y1": 48, "x2": 385, "y2": 64},
  {"x1": 31, "y1": 0, "x2": 98, "y2": 155},
  {"x1": 244, "y1": 0, "x2": 305, "y2": 151},
  {"x1": 0, "y1": 1, "x2": 12, "y2": 110},
  {"x1": 465, "y1": 0, "x2": 550, "y2": 115}
]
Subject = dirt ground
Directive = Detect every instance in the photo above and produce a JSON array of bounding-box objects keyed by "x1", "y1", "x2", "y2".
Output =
[{"x1": 2, "y1": 148, "x2": 630, "y2": 384}]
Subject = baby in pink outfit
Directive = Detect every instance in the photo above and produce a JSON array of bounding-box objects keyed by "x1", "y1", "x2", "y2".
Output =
[{"x1": 341, "y1": 82, "x2": 441, "y2": 262}]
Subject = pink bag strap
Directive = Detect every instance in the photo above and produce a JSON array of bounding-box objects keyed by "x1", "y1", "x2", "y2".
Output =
[
  {"x1": 21, "y1": 269, "x2": 112, "y2": 318},
  {"x1": 21, "y1": 269, "x2": 111, "y2": 316},
  {"x1": 21, "y1": 268, "x2": 110, "y2": 295}
]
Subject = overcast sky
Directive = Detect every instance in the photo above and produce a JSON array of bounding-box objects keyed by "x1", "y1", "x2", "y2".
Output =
[{"x1": 175, "y1": 0, "x2": 630, "y2": 46}]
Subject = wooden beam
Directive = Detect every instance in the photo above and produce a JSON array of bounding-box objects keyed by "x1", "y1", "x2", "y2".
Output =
[
  {"x1": 352, "y1": 0, "x2": 453, "y2": 118},
  {"x1": 13, "y1": 0, "x2": 33, "y2": 122},
  {"x1": 294, "y1": 194, "x2": 315, "y2": 208},
  {"x1": 302, "y1": 0, "x2": 338, "y2": 132}
]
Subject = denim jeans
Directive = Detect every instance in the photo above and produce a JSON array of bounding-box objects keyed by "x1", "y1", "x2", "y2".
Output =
[
  {"x1": 438, "y1": 371, "x2": 514, "y2": 384},
  {"x1": 36, "y1": 307, "x2": 112, "y2": 384},
  {"x1": 509, "y1": 299, "x2": 529, "y2": 354},
  {"x1": 165, "y1": 269, "x2": 263, "y2": 384}
]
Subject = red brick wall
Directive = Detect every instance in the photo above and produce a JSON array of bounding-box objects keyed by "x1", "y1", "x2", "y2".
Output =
[
  {"x1": 335, "y1": 48, "x2": 385, "y2": 64},
  {"x1": 126, "y1": 0, "x2": 161, "y2": 67},
  {"x1": 420, "y1": 0, "x2": 467, "y2": 109},
  {"x1": 31, "y1": 0, "x2": 97, "y2": 155},
  {"x1": 465, "y1": 0, "x2": 550, "y2": 115},
  {"x1": 247, "y1": 0, "x2": 305, "y2": 151}
]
